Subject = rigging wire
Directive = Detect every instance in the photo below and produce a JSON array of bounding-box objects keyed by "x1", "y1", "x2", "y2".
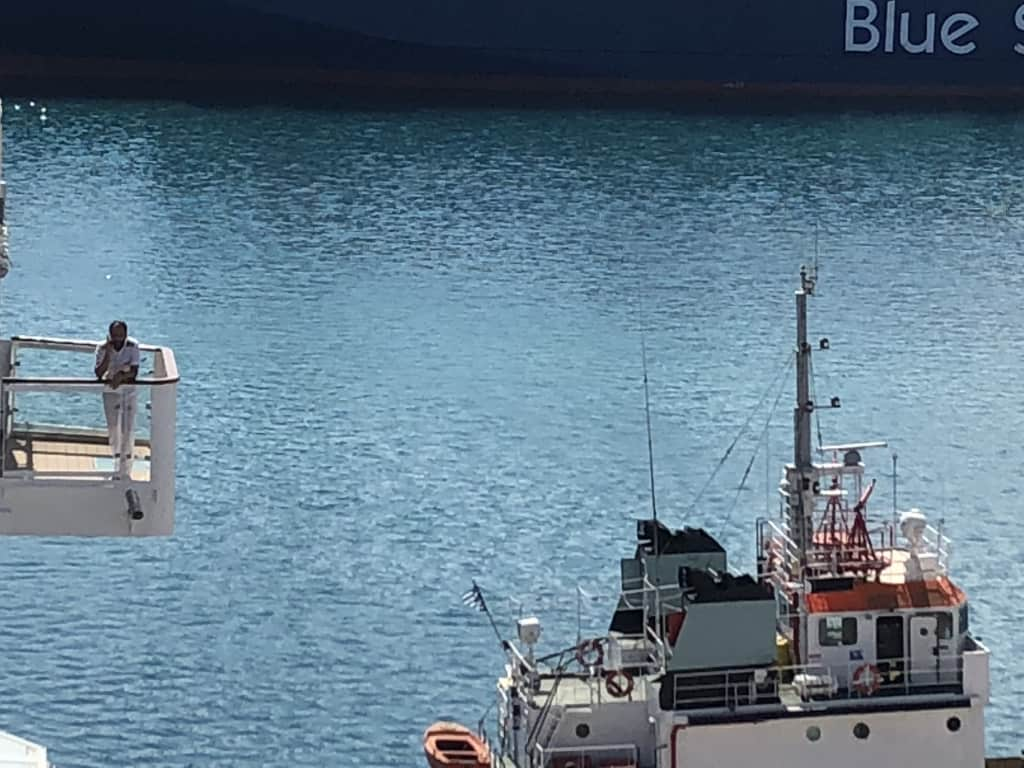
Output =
[
  {"x1": 689, "y1": 350, "x2": 795, "y2": 511},
  {"x1": 721, "y1": 353, "x2": 795, "y2": 530}
]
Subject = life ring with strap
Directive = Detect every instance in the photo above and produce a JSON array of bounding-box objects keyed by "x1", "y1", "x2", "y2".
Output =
[
  {"x1": 575, "y1": 638, "x2": 604, "y2": 668},
  {"x1": 852, "y1": 663, "x2": 881, "y2": 696},
  {"x1": 604, "y1": 669, "x2": 634, "y2": 698}
]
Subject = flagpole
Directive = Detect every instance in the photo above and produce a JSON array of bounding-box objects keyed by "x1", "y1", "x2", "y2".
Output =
[{"x1": 462, "y1": 580, "x2": 505, "y2": 649}]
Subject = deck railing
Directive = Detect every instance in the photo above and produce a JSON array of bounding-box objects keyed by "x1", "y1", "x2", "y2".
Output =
[
  {"x1": 0, "y1": 336, "x2": 178, "y2": 484},
  {"x1": 535, "y1": 742, "x2": 638, "y2": 768},
  {"x1": 670, "y1": 652, "x2": 968, "y2": 711},
  {"x1": 757, "y1": 513, "x2": 952, "y2": 585}
]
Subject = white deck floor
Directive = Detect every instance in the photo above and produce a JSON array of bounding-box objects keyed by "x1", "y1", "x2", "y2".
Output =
[{"x1": 5, "y1": 431, "x2": 151, "y2": 481}]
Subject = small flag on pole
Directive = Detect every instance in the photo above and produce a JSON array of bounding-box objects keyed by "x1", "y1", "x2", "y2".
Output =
[
  {"x1": 461, "y1": 581, "x2": 487, "y2": 612},
  {"x1": 461, "y1": 581, "x2": 506, "y2": 648}
]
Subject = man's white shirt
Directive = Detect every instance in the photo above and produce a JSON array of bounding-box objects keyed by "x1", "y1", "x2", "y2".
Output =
[{"x1": 95, "y1": 337, "x2": 140, "y2": 395}]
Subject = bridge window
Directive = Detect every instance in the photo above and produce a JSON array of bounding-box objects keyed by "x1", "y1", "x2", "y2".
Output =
[
  {"x1": 937, "y1": 612, "x2": 953, "y2": 640},
  {"x1": 818, "y1": 616, "x2": 857, "y2": 646},
  {"x1": 958, "y1": 602, "x2": 969, "y2": 633}
]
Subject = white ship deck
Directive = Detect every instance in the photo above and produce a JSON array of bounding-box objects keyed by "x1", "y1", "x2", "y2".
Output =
[{"x1": 5, "y1": 429, "x2": 151, "y2": 482}]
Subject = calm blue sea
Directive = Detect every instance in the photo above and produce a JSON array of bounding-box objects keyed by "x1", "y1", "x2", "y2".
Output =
[{"x1": 0, "y1": 100, "x2": 1020, "y2": 766}]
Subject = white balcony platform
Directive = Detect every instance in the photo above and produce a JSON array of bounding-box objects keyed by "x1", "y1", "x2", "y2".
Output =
[{"x1": 0, "y1": 335, "x2": 179, "y2": 537}]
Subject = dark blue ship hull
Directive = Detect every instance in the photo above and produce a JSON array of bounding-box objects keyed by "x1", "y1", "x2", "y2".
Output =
[{"x1": 2, "y1": 0, "x2": 1023, "y2": 105}]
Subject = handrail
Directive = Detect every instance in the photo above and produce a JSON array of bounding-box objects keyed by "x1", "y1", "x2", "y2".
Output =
[
  {"x1": 758, "y1": 513, "x2": 953, "y2": 586},
  {"x1": 12, "y1": 334, "x2": 162, "y2": 353},
  {"x1": 526, "y1": 673, "x2": 564, "y2": 755},
  {"x1": 0, "y1": 336, "x2": 179, "y2": 485},
  {"x1": 670, "y1": 652, "x2": 965, "y2": 710},
  {"x1": 506, "y1": 582, "x2": 683, "y2": 616},
  {"x1": 2, "y1": 375, "x2": 178, "y2": 388},
  {"x1": 506, "y1": 641, "x2": 534, "y2": 674},
  {"x1": 536, "y1": 742, "x2": 638, "y2": 768},
  {"x1": 8, "y1": 335, "x2": 179, "y2": 383}
]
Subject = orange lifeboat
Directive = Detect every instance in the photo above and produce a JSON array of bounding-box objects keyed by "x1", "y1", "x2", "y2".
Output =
[{"x1": 422, "y1": 721, "x2": 491, "y2": 768}]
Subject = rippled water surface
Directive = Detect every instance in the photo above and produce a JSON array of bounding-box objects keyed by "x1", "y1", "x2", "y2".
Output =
[{"x1": 0, "y1": 100, "x2": 1021, "y2": 766}]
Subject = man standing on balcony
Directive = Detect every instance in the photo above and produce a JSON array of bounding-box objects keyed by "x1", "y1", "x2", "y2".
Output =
[{"x1": 94, "y1": 320, "x2": 140, "y2": 478}]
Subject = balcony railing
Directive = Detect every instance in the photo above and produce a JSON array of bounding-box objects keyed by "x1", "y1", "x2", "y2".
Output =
[{"x1": 0, "y1": 335, "x2": 178, "y2": 484}]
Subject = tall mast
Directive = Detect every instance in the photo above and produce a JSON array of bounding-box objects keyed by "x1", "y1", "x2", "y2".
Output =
[
  {"x1": 794, "y1": 266, "x2": 814, "y2": 470},
  {"x1": 792, "y1": 266, "x2": 815, "y2": 565},
  {"x1": 0, "y1": 98, "x2": 8, "y2": 282},
  {"x1": 0, "y1": 98, "x2": 6, "y2": 229}
]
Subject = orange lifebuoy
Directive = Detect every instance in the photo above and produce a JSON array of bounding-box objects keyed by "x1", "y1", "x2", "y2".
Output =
[
  {"x1": 604, "y1": 669, "x2": 634, "y2": 698},
  {"x1": 575, "y1": 638, "x2": 604, "y2": 668},
  {"x1": 852, "y1": 663, "x2": 881, "y2": 696}
]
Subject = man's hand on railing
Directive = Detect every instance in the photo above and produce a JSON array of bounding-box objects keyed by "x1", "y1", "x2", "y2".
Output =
[{"x1": 106, "y1": 363, "x2": 139, "y2": 390}]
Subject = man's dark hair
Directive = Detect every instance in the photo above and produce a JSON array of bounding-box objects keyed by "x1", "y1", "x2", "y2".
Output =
[{"x1": 109, "y1": 320, "x2": 127, "y2": 335}]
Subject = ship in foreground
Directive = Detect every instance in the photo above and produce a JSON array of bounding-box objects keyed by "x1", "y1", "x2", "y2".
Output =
[
  {"x1": 1, "y1": 1, "x2": 1024, "y2": 106},
  {"x1": 426, "y1": 266, "x2": 1022, "y2": 768}
]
